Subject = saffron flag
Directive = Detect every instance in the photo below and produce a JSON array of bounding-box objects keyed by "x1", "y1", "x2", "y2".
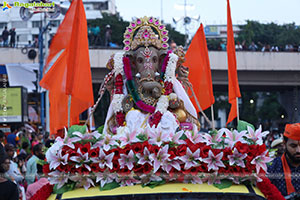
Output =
[
  {"x1": 226, "y1": 0, "x2": 241, "y2": 125},
  {"x1": 40, "y1": 0, "x2": 94, "y2": 134},
  {"x1": 183, "y1": 23, "x2": 215, "y2": 112}
]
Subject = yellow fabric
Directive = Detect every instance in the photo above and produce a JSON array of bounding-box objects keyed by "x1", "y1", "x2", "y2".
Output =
[{"x1": 48, "y1": 183, "x2": 265, "y2": 199}]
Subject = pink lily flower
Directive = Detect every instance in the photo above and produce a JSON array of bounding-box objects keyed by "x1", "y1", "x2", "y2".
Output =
[
  {"x1": 184, "y1": 174, "x2": 203, "y2": 184},
  {"x1": 250, "y1": 150, "x2": 273, "y2": 173},
  {"x1": 91, "y1": 149, "x2": 114, "y2": 169},
  {"x1": 118, "y1": 150, "x2": 136, "y2": 170},
  {"x1": 72, "y1": 130, "x2": 101, "y2": 140},
  {"x1": 94, "y1": 134, "x2": 118, "y2": 151},
  {"x1": 117, "y1": 127, "x2": 141, "y2": 147},
  {"x1": 116, "y1": 172, "x2": 140, "y2": 187},
  {"x1": 69, "y1": 148, "x2": 91, "y2": 171},
  {"x1": 140, "y1": 173, "x2": 162, "y2": 185},
  {"x1": 48, "y1": 149, "x2": 69, "y2": 170},
  {"x1": 184, "y1": 126, "x2": 203, "y2": 144},
  {"x1": 202, "y1": 150, "x2": 225, "y2": 171},
  {"x1": 48, "y1": 170, "x2": 69, "y2": 189},
  {"x1": 206, "y1": 172, "x2": 222, "y2": 185},
  {"x1": 200, "y1": 129, "x2": 224, "y2": 146},
  {"x1": 147, "y1": 125, "x2": 170, "y2": 147},
  {"x1": 95, "y1": 169, "x2": 117, "y2": 187},
  {"x1": 55, "y1": 128, "x2": 81, "y2": 149},
  {"x1": 149, "y1": 145, "x2": 170, "y2": 173},
  {"x1": 223, "y1": 128, "x2": 247, "y2": 148},
  {"x1": 162, "y1": 158, "x2": 181, "y2": 173},
  {"x1": 179, "y1": 148, "x2": 201, "y2": 170},
  {"x1": 70, "y1": 173, "x2": 95, "y2": 190},
  {"x1": 228, "y1": 148, "x2": 248, "y2": 168},
  {"x1": 136, "y1": 147, "x2": 154, "y2": 165},
  {"x1": 246, "y1": 125, "x2": 269, "y2": 145},
  {"x1": 169, "y1": 130, "x2": 186, "y2": 145}
]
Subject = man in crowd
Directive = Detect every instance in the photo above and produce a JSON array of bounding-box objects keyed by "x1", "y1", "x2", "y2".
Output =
[
  {"x1": 268, "y1": 123, "x2": 300, "y2": 197},
  {"x1": 2, "y1": 26, "x2": 9, "y2": 47},
  {"x1": 25, "y1": 143, "x2": 43, "y2": 185},
  {"x1": 4, "y1": 144, "x2": 24, "y2": 184}
]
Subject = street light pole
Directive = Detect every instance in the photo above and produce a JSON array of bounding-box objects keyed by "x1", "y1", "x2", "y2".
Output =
[{"x1": 38, "y1": 22, "x2": 52, "y2": 131}]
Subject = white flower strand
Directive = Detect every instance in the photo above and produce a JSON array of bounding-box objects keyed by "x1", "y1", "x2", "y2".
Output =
[
  {"x1": 113, "y1": 52, "x2": 125, "y2": 77},
  {"x1": 155, "y1": 95, "x2": 169, "y2": 113},
  {"x1": 164, "y1": 53, "x2": 178, "y2": 83},
  {"x1": 111, "y1": 94, "x2": 125, "y2": 113}
]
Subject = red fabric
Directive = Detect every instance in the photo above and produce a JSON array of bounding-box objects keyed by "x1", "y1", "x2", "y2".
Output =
[
  {"x1": 183, "y1": 23, "x2": 215, "y2": 111},
  {"x1": 226, "y1": 0, "x2": 241, "y2": 125},
  {"x1": 281, "y1": 154, "x2": 296, "y2": 194},
  {"x1": 284, "y1": 123, "x2": 300, "y2": 141},
  {"x1": 40, "y1": 0, "x2": 94, "y2": 135},
  {"x1": 257, "y1": 176, "x2": 285, "y2": 200}
]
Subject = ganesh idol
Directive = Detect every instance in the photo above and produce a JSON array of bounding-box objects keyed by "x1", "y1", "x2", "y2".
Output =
[{"x1": 103, "y1": 17, "x2": 200, "y2": 136}]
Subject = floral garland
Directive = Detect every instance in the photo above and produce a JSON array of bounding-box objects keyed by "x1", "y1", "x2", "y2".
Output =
[
  {"x1": 112, "y1": 53, "x2": 126, "y2": 126},
  {"x1": 45, "y1": 125, "x2": 274, "y2": 195},
  {"x1": 30, "y1": 183, "x2": 54, "y2": 200},
  {"x1": 256, "y1": 176, "x2": 285, "y2": 200}
]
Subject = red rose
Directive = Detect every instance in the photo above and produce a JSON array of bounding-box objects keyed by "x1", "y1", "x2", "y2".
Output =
[
  {"x1": 176, "y1": 144, "x2": 187, "y2": 156},
  {"x1": 109, "y1": 160, "x2": 120, "y2": 172},
  {"x1": 117, "y1": 167, "x2": 131, "y2": 176},
  {"x1": 200, "y1": 145, "x2": 211, "y2": 158},
  {"x1": 257, "y1": 144, "x2": 267, "y2": 155},
  {"x1": 185, "y1": 139, "x2": 199, "y2": 153},
  {"x1": 221, "y1": 147, "x2": 232, "y2": 161},
  {"x1": 168, "y1": 149, "x2": 176, "y2": 159},
  {"x1": 235, "y1": 141, "x2": 249, "y2": 154},
  {"x1": 182, "y1": 167, "x2": 198, "y2": 176},
  {"x1": 116, "y1": 112, "x2": 125, "y2": 126},
  {"x1": 89, "y1": 147, "x2": 99, "y2": 157},
  {"x1": 149, "y1": 145, "x2": 160, "y2": 154},
  {"x1": 61, "y1": 145, "x2": 72, "y2": 155},
  {"x1": 42, "y1": 163, "x2": 51, "y2": 175},
  {"x1": 107, "y1": 148, "x2": 121, "y2": 159},
  {"x1": 90, "y1": 163, "x2": 105, "y2": 173},
  {"x1": 131, "y1": 142, "x2": 143, "y2": 154},
  {"x1": 198, "y1": 163, "x2": 208, "y2": 172},
  {"x1": 74, "y1": 142, "x2": 83, "y2": 150},
  {"x1": 57, "y1": 164, "x2": 68, "y2": 172}
]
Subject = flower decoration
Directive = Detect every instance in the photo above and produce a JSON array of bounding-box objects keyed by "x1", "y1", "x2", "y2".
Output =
[{"x1": 44, "y1": 124, "x2": 274, "y2": 196}]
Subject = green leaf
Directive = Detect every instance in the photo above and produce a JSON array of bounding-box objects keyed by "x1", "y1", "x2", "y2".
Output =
[
  {"x1": 68, "y1": 125, "x2": 87, "y2": 137},
  {"x1": 97, "y1": 125, "x2": 104, "y2": 134},
  {"x1": 136, "y1": 133, "x2": 148, "y2": 142},
  {"x1": 143, "y1": 180, "x2": 166, "y2": 189},
  {"x1": 99, "y1": 181, "x2": 120, "y2": 191},
  {"x1": 213, "y1": 179, "x2": 232, "y2": 190},
  {"x1": 237, "y1": 120, "x2": 255, "y2": 132},
  {"x1": 53, "y1": 182, "x2": 76, "y2": 194}
]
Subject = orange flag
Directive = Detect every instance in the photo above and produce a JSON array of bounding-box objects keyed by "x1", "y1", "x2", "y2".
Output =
[
  {"x1": 226, "y1": 0, "x2": 241, "y2": 125},
  {"x1": 183, "y1": 23, "x2": 215, "y2": 112},
  {"x1": 40, "y1": 0, "x2": 94, "y2": 134}
]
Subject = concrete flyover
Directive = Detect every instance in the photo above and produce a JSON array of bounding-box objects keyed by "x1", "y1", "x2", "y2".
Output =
[{"x1": 0, "y1": 48, "x2": 299, "y2": 88}]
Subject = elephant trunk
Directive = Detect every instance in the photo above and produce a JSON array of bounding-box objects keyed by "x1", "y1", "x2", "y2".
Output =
[{"x1": 141, "y1": 81, "x2": 162, "y2": 99}]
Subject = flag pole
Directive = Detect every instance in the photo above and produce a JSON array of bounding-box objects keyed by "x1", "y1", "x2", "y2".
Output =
[
  {"x1": 210, "y1": 105, "x2": 215, "y2": 130},
  {"x1": 236, "y1": 97, "x2": 240, "y2": 122},
  {"x1": 189, "y1": 85, "x2": 213, "y2": 127},
  {"x1": 68, "y1": 95, "x2": 71, "y2": 128}
]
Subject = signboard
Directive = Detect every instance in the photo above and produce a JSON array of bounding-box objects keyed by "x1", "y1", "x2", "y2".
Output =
[
  {"x1": 204, "y1": 25, "x2": 220, "y2": 36},
  {"x1": 0, "y1": 87, "x2": 28, "y2": 123}
]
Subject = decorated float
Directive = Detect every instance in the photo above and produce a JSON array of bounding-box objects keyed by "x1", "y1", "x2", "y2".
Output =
[{"x1": 36, "y1": 15, "x2": 287, "y2": 200}]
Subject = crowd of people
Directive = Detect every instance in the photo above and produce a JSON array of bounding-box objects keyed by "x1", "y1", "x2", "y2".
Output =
[
  {"x1": 87, "y1": 24, "x2": 118, "y2": 48},
  {"x1": 1, "y1": 26, "x2": 16, "y2": 48},
  {"x1": 0, "y1": 124, "x2": 54, "y2": 200},
  {"x1": 209, "y1": 39, "x2": 300, "y2": 52}
]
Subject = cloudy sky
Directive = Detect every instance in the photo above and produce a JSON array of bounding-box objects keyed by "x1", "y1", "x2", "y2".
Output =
[{"x1": 115, "y1": 0, "x2": 300, "y2": 34}]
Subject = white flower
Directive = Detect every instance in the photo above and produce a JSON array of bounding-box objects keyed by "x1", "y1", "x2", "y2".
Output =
[
  {"x1": 113, "y1": 52, "x2": 124, "y2": 76},
  {"x1": 117, "y1": 126, "x2": 141, "y2": 147},
  {"x1": 223, "y1": 128, "x2": 247, "y2": 148},
  {"x1": 155, "y1": 95, "x2": 169, "y2": 114},
  {"x1": 70, "y1": 173, "x2": 95, "y2": 190},
  {"x1": 111, "y1": 94, "x2": 125, "y2": 113},
  {"x1": 95, "y1": 169, "x2": 117, "y2": 187},
  {"x1": 165, "y1": 53, "x2": 178, "y2": 83}
]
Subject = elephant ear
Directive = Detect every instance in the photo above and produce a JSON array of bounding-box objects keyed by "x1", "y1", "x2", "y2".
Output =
[
  {"x1": 124, "y1": 51, "x2": 137, "y2": 74},
  {"x1": 158, "y1": 49, "x2": 168, "y2": 73}
]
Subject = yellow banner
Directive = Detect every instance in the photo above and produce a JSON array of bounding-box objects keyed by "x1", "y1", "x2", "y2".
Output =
[{"x1": 0, "y1": 87, "x2": 22, "y2": 122}]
